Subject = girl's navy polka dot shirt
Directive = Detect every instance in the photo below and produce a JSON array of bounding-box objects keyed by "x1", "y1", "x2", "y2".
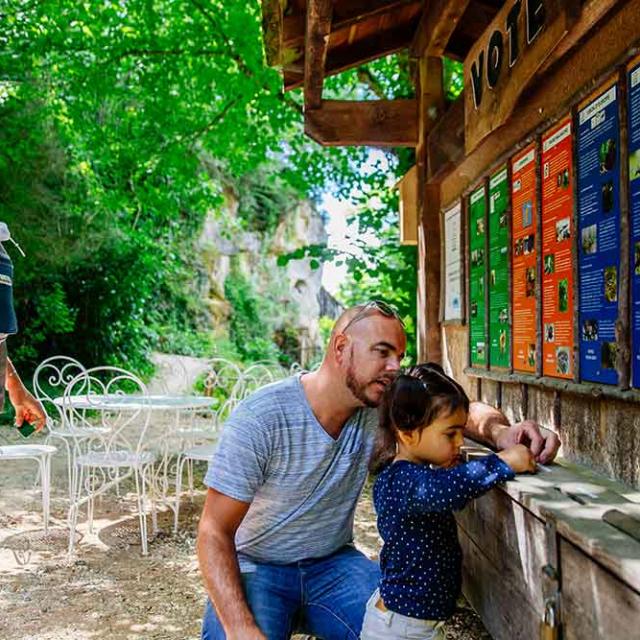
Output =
[{"x1": 373, "y1": 454, "x2": 514, "y2": 620}]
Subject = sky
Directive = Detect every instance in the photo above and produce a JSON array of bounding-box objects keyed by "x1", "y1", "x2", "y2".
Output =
[
  {"x1": 319, "y1": 150, "x2": 391, "y2": 296},
  {"x1": 320, "y1": 194, "x2": 353, "y2": 296}
]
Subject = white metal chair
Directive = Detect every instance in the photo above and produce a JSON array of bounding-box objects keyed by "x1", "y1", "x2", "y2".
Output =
[
  {"x1": 0, "y1": 443, "x2": 57, "y2": 532},
  {"x1": 171, "y1": 392, "x2": 239, "y2": 533},
  {"x1": 33, "y1": 356, "x2": 101, "y2": 498},
  {"x1": 178, "y1": 358, "x2": 245, "y2": 478},
  {"x1": 234, "y1": 362, "x2": 279, "y2": 401},
  {"x1": 64, "y1": 366, "x2": 157, "y2": 556},
  {"x1": 172, "y1": 442, "x2": 216, "y2": 533}
]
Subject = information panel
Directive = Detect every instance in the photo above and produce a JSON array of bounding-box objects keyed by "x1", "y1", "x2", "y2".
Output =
[
  {"x1": 469, "y1": 186, "x2": 487, "y2": 366},
  {"x1": 443, "y1": 203, "x2": 463, "y2": 321},
  {"x1": 511, "y1": 144, "x2": 538, "y2": 373},
  {"x1": 488, "y1": 166, "x2": 510, "y2": 369},
  {"x1": 541, "y1": 117, "x2": 575, "y2": 379},
  {"x1": 577, "y1": 80, "x2": 621, "y2": 385},
  {"x1": 629, "y1": 56, "x2": 640, "y2": 387}
]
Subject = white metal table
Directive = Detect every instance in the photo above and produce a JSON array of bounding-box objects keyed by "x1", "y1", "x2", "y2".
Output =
[
  {"x1": 53, "y1": 393, "x2": 219, "y2": 521},
  {"x1": 54, "y1": 394, "x2": 216, "y2": 412}
]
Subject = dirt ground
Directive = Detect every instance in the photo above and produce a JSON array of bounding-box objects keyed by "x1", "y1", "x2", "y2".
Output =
[{"x1": 0, "y1": 435, "x2": 491, "y2": 640}]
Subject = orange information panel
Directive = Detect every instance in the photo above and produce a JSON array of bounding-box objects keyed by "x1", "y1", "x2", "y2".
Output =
[
  {"x1": 511, "y1": 144, "x2": 538, "y2": 373},
  {"x1": 541, "y1": 116, "x2": 575, "y2": 379}
]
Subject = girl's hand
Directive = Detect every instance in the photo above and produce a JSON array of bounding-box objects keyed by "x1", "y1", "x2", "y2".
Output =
[{"x1": 498, "y1": 444, "x2": 537, "y2": 474}]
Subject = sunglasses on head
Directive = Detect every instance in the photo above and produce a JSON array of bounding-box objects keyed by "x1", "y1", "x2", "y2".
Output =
[{"x1": 341, "y1": 300, "x2": 405, "y2": 333}]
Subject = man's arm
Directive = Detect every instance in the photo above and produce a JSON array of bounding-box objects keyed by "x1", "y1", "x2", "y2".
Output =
[
  {"x1": 6, "y1": 357, "x2": 46, "y2": 430},
  {"x1": 464, "y1": 401, "x2": 561, "y2": 464},
  {"x1": 197, "y1": 488, "x2": 266, "y2": 640}
]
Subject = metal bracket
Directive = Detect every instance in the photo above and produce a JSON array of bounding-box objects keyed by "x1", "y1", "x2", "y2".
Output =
[{"x1": 541, "y1": 516, "x2": 562, "y2": 636}]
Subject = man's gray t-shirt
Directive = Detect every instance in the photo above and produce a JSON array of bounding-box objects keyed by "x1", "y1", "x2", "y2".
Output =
[{"x1": 204, "y1": 374, "x2": 378, "y2": 571}]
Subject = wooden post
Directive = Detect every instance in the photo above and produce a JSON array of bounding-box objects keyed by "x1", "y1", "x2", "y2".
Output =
[
  {"x1": 416, "y1": 56, "x2": 445, "y2": 362},
  {"x1": 618, "y1": 67, "x2": 631, "y2": 389},
  {"x1": 304, "y1": 0, "x2": 333, "y2": 110}
]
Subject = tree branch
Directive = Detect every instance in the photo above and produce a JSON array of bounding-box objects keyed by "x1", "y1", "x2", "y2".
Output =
[
  {"x1": 188, "y1": 0, "x2": 252, "y2": 77},
  {"x1": 116, "y1": 48, "x2": 226, "y2": 60},
  {"x1": 355, "y1": 67, "x2": 388, "y2": 100},
  {"x1": 178, "y1": 96, "x2": 243, "y2": 149}
]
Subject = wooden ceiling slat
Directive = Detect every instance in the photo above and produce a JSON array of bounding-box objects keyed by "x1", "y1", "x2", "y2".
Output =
[
  {"x1": 283, "y1": 0, "x2": 420, "y2": 47},
  {"x1": 304, "y1": 0, "x2": 333, "y2": 110},
  {"x1": 261, "y1": 0, "x2": 284, "y2": 66},
  {"x1": 410, "y1": 0, "x2": 473, "y2": 58},
  {"x1": 348, "y1": 24, "x2": 357, "y2": 46},
  {"x1": 272, "y1": 0, "x2": 504, "y2": 91}
]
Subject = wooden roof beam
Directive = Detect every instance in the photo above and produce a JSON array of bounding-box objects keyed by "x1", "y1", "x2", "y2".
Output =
[
  {"x1": 305, "y1": 99, "x2": 418, "y2": 147},
  {"x1": 304, "y1": 0, "x2": 333, "y2": 110},
  {"x1": 410, "y1": 0, "x2": 472, "y2": 59}
]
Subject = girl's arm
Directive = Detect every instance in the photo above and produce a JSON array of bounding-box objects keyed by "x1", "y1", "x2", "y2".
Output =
[{"x1": 410, "y1": 454, "x2": 515, "y2": 513}]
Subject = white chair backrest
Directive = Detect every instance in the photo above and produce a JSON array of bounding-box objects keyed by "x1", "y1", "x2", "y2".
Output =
[
  {"x1": 63, "y1": 366, "x2": 151, "y2": 455},
  {"x1": 201, "y1": 358, "x2": 243, "y2": 398},
  {"x1": 234, "y1": 363, "x2": 286, "y2": 400},
  {"x1": 33, "y1": 356, "x2": 87, "y2": 431}
]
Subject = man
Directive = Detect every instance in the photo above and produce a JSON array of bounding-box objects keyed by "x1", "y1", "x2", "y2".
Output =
[
  {"x1": 0, "y1": 223, "x2": 46, "y2": 430},
  {"x1": 197, "y1": 302, "x2": 560, "y2": 640}
]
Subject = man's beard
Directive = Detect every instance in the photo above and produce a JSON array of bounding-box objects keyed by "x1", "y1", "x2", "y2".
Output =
[{"x1": 345, "y1": 365, "x2": 380, "y2": 408}]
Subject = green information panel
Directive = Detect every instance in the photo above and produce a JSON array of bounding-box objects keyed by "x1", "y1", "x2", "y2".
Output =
[
  {"x1": 488, "y1": 166, "x2": 511, "y2": 369},
  {"x1": 469, "y1": 186, "x2": 487, "y2": 366}
]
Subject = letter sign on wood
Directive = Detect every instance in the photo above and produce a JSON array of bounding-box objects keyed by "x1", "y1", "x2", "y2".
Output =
[{"x1": 464, "y1": 0, "x2": 580, "y2": 154}]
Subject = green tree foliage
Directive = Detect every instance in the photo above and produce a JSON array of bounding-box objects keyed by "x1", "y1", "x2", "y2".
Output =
[
  {"x1": 224, "y1": 267, "x2": 280, "y2": 363},
  {"x1": 1, "y1": 1, "x2": 464, "y2": 374},
  {"x1": 279, "y1": 54, "x2": 463, "y2": 363},
  {"x1": 1, "y1": 0, "x2": 301, "y2": 372}
]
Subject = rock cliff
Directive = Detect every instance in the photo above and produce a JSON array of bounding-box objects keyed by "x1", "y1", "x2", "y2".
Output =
[{"x1": 197, "y1": 191, "x2": 334, "y2": 363}]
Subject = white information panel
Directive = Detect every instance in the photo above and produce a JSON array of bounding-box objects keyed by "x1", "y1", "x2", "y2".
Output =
[{"x1": 444, "y1": 202, "x2": 463, "y2": 321}]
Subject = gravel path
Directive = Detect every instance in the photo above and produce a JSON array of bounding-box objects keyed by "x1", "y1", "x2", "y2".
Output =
[
  {"x1": 0, "y1": 357, "x2": 489, "y2": 639},
  {"x1": 0, "y1": 449, "x2": 490, "y2": 640}
]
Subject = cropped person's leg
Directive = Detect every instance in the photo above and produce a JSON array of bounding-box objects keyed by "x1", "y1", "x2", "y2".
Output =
[
  {"x1": 202, "y1": 563, "x2": 301, "y2": 640},
  {"x1": 301, "y1": 545, "x2": 380, "y2": 640}
]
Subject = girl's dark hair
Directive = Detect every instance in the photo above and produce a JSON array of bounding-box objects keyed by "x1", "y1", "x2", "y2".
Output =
[{"x1": 369, "y1": 362, "x2": 470, "y2": 474}]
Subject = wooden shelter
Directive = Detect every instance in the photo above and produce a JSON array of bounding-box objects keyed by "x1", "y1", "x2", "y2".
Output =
[{"x1": 262, "y1": 1, "x2": 640, "y2": 638}]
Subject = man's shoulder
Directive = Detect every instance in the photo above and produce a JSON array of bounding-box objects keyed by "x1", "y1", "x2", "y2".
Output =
[
  {"x1": 239, "y1": 374, "x2": 299, "y2": 409},
  {"x1": 228, "y1": 375, "x2": 301, "y2": 427}
]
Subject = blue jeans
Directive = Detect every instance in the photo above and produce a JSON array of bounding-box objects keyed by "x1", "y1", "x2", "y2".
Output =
[{"x1": 201, "y1": 545, "x2": 380, "y2": 640}]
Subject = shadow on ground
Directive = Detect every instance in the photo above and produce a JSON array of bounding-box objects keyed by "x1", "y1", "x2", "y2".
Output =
[{"x1": 0, "y1": 454, "x2": 490, "y2": 640}]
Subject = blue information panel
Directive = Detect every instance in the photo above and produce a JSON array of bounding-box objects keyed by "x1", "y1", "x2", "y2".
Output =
[
  {"x1": 630, "y1": 57, "x2": 640, "y2": 387},
  {"x1": 577, "y1": 80, "x2": 620, "y2": 385}
]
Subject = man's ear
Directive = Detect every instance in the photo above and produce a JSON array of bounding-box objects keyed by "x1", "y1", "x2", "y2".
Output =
[{"x1": 333, "y1": 333, "x2": 349, "y2": 365}]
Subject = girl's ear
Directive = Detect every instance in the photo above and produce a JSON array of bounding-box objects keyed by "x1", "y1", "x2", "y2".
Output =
[{"x1": 396, "y1": 429, "x2": 418, "y2": 446}]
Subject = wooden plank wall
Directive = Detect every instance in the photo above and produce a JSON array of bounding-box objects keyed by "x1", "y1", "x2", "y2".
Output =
[
  {"x1": 561, "y1": 539, "x2": 640, "y2": 639},
  {"x1": 457, "y1": 489, "x2": 547, "y2": 639},
  {"x1": 435, "y1": 0, "x2": 640, "y2": 488},
  {"x1": 458, "y1": 483, "x2": 640, "y2": 639}
]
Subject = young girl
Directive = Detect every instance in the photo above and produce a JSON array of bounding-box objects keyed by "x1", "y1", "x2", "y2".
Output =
[{"x1": 361, "y1": 363, "x2": 536, "y2": 640}]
